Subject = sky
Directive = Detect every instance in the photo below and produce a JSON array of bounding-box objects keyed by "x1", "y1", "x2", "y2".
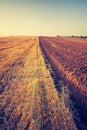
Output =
[{"x1": 0, "y1": 0, "x2": 87, "y2": 36}]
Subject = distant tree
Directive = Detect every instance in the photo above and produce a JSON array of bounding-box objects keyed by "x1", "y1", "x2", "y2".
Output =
[
  {"x1": 80, "y1": 36, "x2": 87, "y2": 38},
  {"x1": 57, "y1": 35, "x2": 60, "y2": 37}
]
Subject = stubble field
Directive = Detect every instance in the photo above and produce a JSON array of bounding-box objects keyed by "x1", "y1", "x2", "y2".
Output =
[{"x1": 0, "y1": 36, "x2": 87, "y2": 130}]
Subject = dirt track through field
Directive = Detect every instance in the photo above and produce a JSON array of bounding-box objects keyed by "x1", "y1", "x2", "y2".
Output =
[{"x1": 0, "y1": 37, "x2": 77, "y2": 130}]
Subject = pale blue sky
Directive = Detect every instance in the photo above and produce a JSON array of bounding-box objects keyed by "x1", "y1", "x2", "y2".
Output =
[{"x1": 0, "y1": 0, "x2": 87, "y2": 36}]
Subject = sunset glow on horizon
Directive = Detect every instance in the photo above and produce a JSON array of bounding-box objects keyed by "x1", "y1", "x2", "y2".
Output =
[{"x1": 0, "y1": 0, "x2": 87, "y2": 36}]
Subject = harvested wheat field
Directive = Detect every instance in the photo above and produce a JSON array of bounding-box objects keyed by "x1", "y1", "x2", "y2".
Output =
[{"x1": 0, "y1": 36, "x2": 87, "y2": 130}]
